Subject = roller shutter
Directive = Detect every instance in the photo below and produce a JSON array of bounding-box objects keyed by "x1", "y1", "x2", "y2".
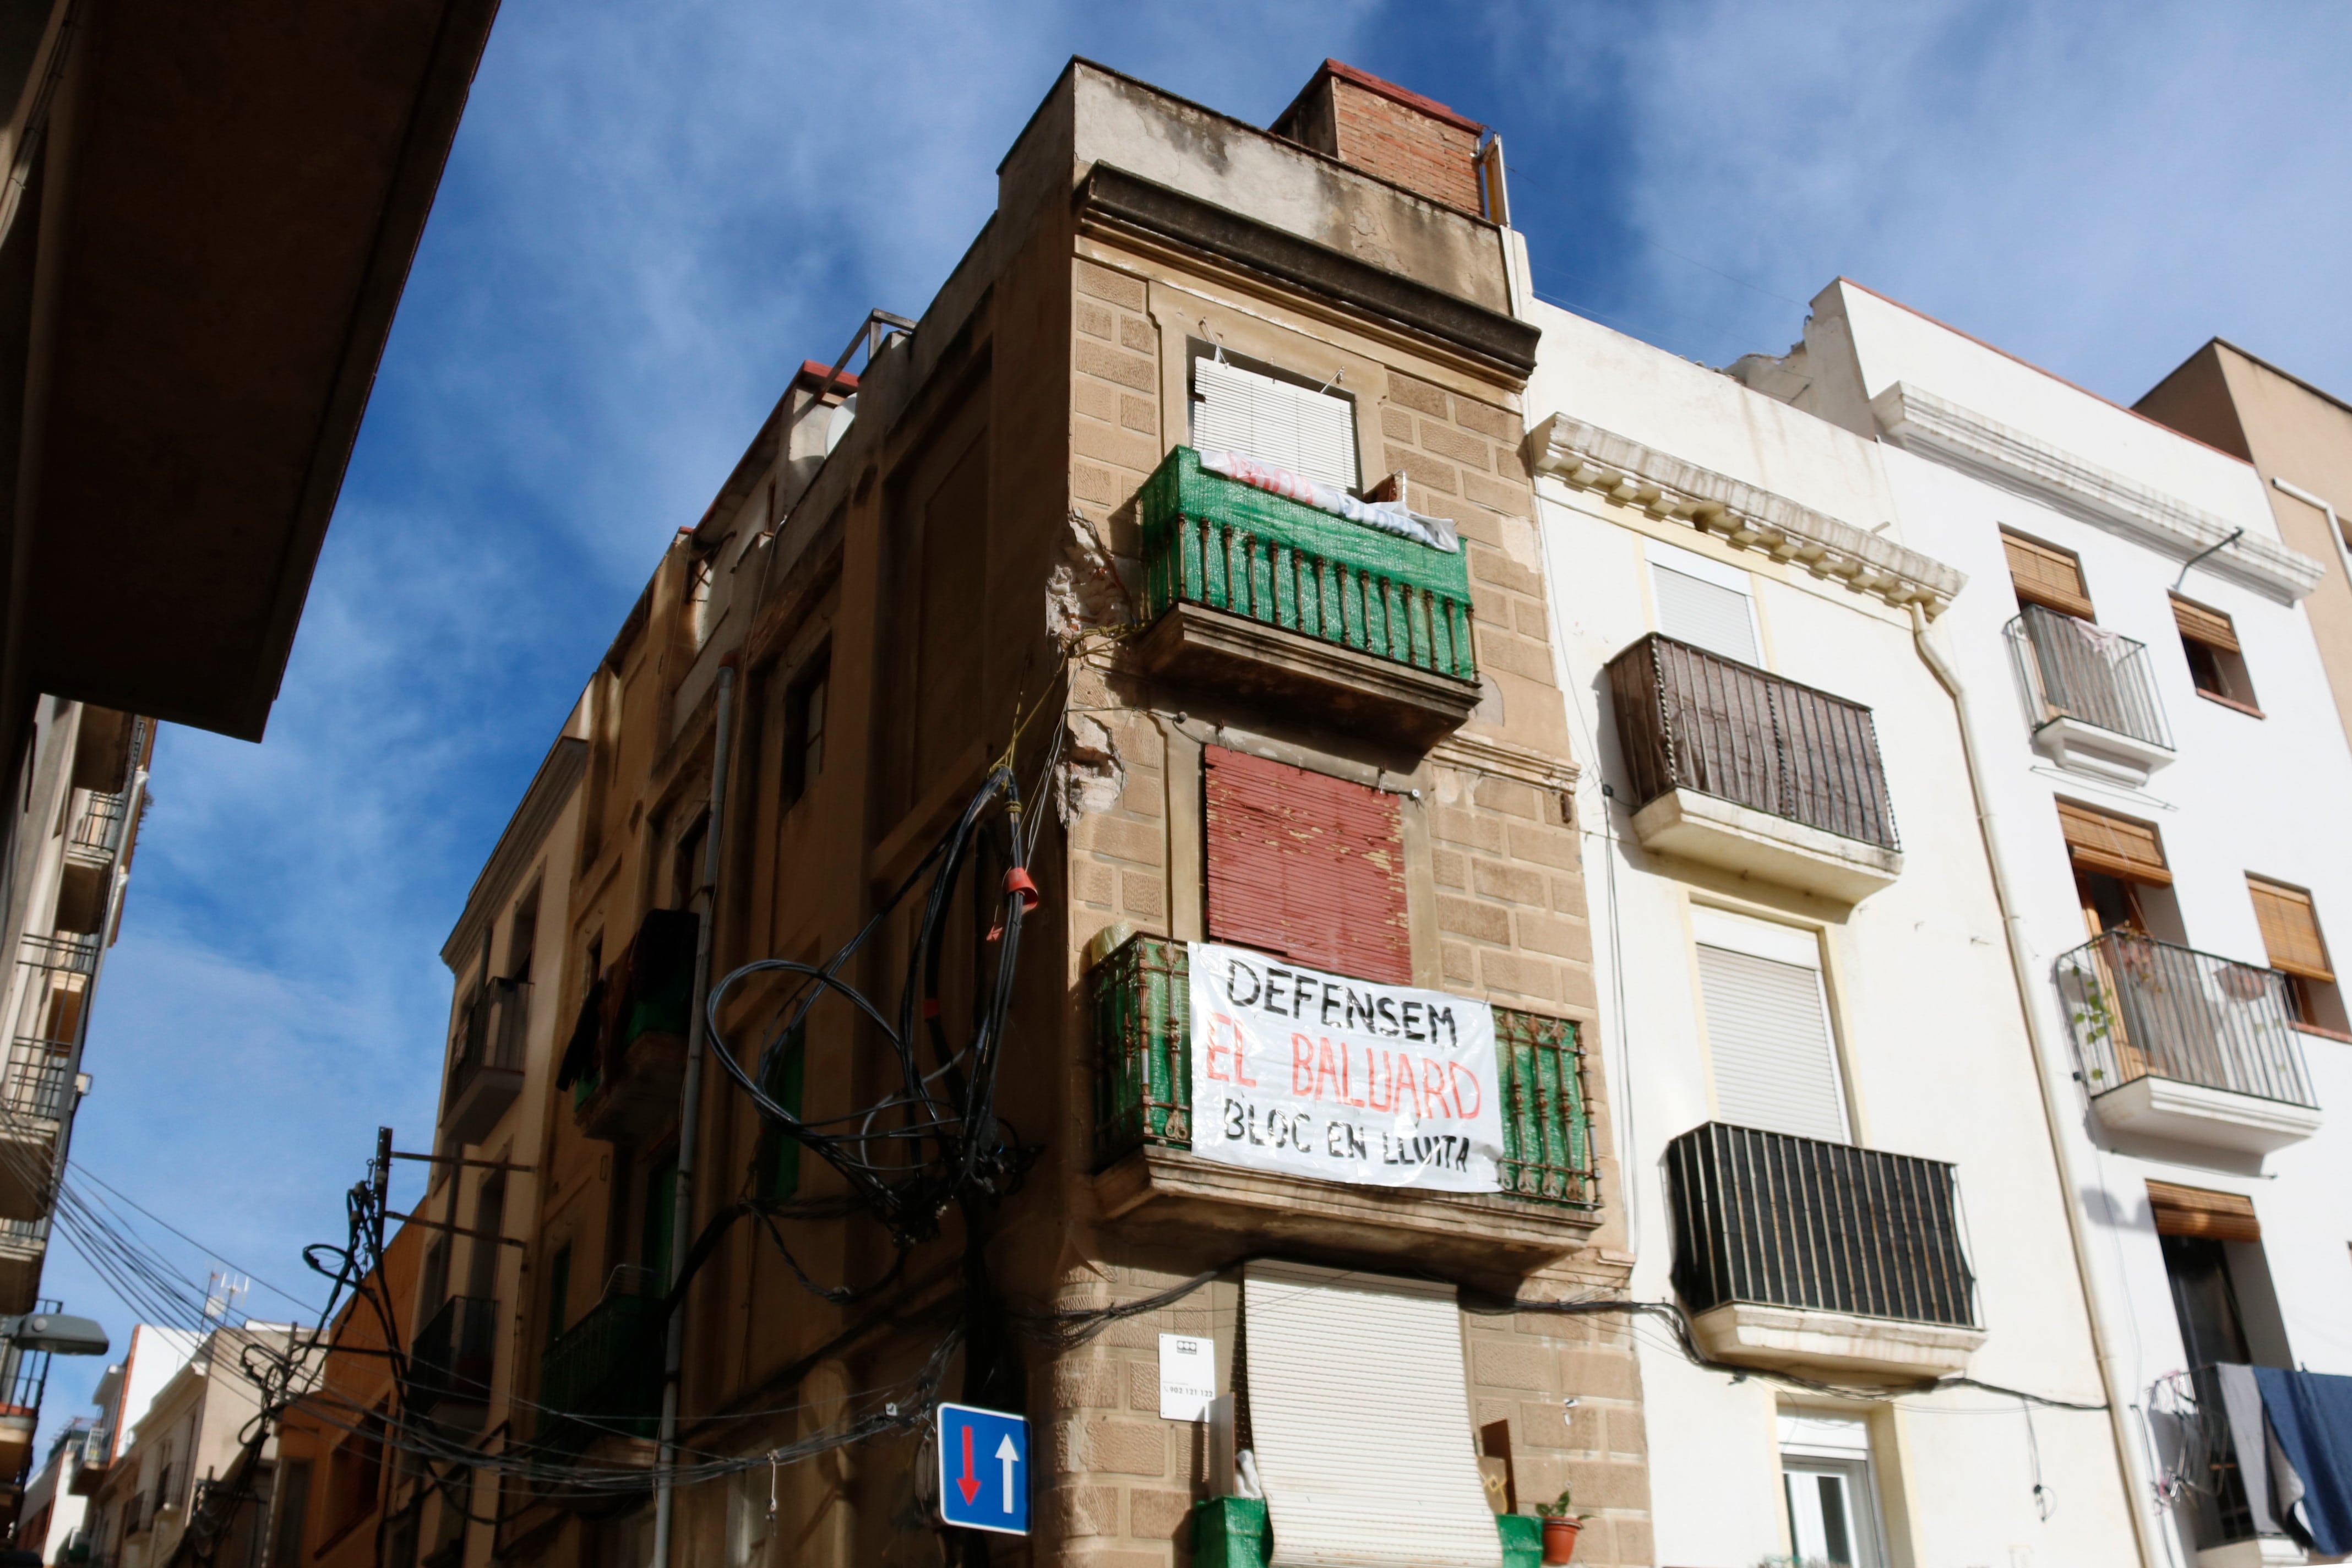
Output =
[
  {"x1": 1646, "y1": 541, "x2": 1760, "y2": 666},
  {"x1": 1243, "y1": 1260, "x2": 1501, "y2": 1568},
  {"x1": 2170, "y1": 595, "x2": 2241, "y2": 654},
  {"x1": 2002, "y1": 528, "x2": 2095, "y2": 619},
  {"x1": 2056, "y1": 799, "x2": 2171, "y2": 886},
  {"x1": 1205, "y1": 747, "x2": 1410, "y2": 984},
  {"x1": 1192, "y1": 355, "x2": 1359, "y2": 493},
  {"x1": 1692, "y1": 907, "x2": 1849, "y2": 1144},
  {"x1": 2147, "y1": 1181, "x2": 2261, "y2": 1244},
  {"x1": 2247, "y1": 877, "x2": 2333, "y2": 982}
]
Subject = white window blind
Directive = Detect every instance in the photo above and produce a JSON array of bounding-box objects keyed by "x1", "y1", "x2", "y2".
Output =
[
  {"x1": 1243, "y1": 1261, "x2": 1501, "y2": 1568},
  {"x1": 1691, "y1": 907, "x2": 1849, "y2": 1144},
  {"x1": 1193, "y1": 356, "x2": 1360, "y2": 493},
  {"x1": 1647, "y1": 538, "x2": 1760, "y2": 665}
]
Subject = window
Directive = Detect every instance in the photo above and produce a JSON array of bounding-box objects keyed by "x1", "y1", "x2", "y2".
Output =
[
  {"x1": 2152, "y1": 1183, "x2": 2261, "y2": 1366},
  {"x1": 2171, "y1": 595, "x2": 2259, "y2": 712},
  {"x1": 2001, "y1": 526, "x2": 2094, "y2": 619},
  {"x1": 2058, "y1": 799, "x2": 2182, "y2": 941},
  {"x1": 672, "y1": 811, "x2": 709, "y2": 911},
  {"x1": 1691, "y1": 908, "x2": 1848, "y2": 1143},
  {"x1": 325, "y1": 1408, "x2": 385, "y2": 1533},
  {"x1": 546, "y1": 1245, "x2": 571, "y2": 1341},
  {"x1": 2247, "y1": 876, "x2": 2346, "y2": 1036},
  {"x1": 754, "y1": 1026, "x2": 806, "y2": 1200},
  {"x1": 1189, "y1": 348, "x2": 1358, "y2": 492},
  {"x1": 1646, "y1": 538, "x2": 1760, "y2": 666},
  {"x1": 782, "y1": 651, "x2": 829, "y2": 808},
  {"x1": 1779, "y1": 1413, "x2": 1886, "y2": 1568},
  {"x1": 506, "y1": 884, "x2": 540, "y2": 984},
  {"x1": 641, "y1": 1156, "x2": 678, "y2": 1294},
  {"x1": 1202, "y1": 746, "x2": 1409, "y2": 984}
]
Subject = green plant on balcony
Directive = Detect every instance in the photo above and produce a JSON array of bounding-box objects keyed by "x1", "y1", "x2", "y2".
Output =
[{"x1": 1136, "y1": 447, "x2": 1477, "y2": 682}]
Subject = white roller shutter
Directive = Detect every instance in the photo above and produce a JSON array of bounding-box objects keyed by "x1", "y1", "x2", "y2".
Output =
[
  {"x1": 1244, "y1": 1261, "x2": 1500, "y2": 1568},
  {"x1": 1690, "y1": 907, "x2": 1849, "y2": 1143},
  {"x1": 1193, "y1": 356, "x2": 1360, "y2": 493},
  {"x1": 1646, "y1": 538, "x2": 1760, "y2": 665}
]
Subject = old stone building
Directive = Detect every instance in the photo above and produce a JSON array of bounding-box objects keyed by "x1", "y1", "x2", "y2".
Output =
[{"x1": 393, "y1": 56, "x2": 1651, "y2": 1568}]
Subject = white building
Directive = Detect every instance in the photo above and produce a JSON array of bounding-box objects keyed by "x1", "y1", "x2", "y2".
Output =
[
  {"x1": 1513, "y1": 286, "x2": 2142, "y2": 1567},
  {"x1": 1722, "y1": 279, "x2": 2352, "y2": 1567}
]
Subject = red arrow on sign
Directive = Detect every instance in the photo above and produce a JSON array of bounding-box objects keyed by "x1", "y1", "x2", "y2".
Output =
[{"x1": 956, "y1": 1420, "x2": 981, "y2": 1505}]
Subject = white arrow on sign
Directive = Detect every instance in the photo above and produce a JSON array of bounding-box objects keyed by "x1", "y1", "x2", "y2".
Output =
[{"x1": 996, "y1": 1434, "x2": 1019, "y2": 1512}]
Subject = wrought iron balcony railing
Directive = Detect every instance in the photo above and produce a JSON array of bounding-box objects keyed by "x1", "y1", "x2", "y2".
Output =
[
  {"x1": 1089, "y1": 934, "x2": 1596, "y2": 1208},
  {"x1": 1137, "y1": 446, "x2": 1478, "y2": 684},
  {"x1": 1664, "y1": 1122, "x2": 1977, "y2": 1328},
  {"x1": 536, "y1": 1292, "x2": 662, "y2": 1451},
  {"x1": 66, "y1": 790, "x2": 132, "y2": 863},
  {"x1": 409, "y1": 1295, "x2": 498, "y2": 1420},
  {"x1": 2057, "y1": 932, "x2": 2316, "y2": 1108},
  {"x1": 445, "y1": 978, "x2": 531, "y2": 1146},
  {"x1": 1605, "y1": 633, "x2": 1899, "y2": 852},
  {"x1": 1, "y1": 1039, "x2": 72, "y2": 1124},
  {"x1": 2007, "y1": 603, "x2": 2173, "y2": 750}
]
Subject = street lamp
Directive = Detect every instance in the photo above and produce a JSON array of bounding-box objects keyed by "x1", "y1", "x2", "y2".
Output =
[{"x1": 0, "y1": 1312, "x2": 108, "y2": 1356}]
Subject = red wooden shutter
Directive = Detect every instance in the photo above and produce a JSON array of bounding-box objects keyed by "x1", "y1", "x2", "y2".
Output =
[{"x1": 1203, "y1": 745, "x2": 1411, "y2": 983}]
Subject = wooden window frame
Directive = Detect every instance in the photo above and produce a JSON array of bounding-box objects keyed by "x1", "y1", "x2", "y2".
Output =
[{"x1": 2171, "y1": 594, "x2": 2261, "y2": 716}]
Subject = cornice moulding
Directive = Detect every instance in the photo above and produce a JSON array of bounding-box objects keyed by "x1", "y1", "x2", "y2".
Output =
[
  {"x1": 1526, "y1": 412, "x2": 1965, "y2": 617},
  {"x1": 1870, "y1": 382, "x2": 2326, "y2": 606}
]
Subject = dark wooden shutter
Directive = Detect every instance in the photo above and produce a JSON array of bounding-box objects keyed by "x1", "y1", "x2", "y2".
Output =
[{"x1": 1204, "y1": 745, "x2": 1410, "y2": 983}]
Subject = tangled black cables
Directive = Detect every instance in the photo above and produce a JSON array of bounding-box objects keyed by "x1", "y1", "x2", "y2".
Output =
[{"x1": 706, "y1": 709, "x2": 1062, "y2": 1255}]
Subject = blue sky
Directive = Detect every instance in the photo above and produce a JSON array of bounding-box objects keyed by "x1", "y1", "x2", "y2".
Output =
[{"x1": 32, "y1": 0, "x2": 2352, "y2": 1445}]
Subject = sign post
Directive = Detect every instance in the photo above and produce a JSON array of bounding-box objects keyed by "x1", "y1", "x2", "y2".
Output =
[{"x1": 937, "y1": 1402, "x2": 1030, "y2": 1536}]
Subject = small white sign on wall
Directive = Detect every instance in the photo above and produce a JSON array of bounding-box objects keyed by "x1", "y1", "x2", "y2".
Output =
[{"x1": 1158, "y1": 1333, "x2": 1216, "y2": 1421}]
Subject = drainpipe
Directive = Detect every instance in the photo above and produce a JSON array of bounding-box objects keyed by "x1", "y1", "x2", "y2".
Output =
[
  {"x1": 2272, "y1": 476, "x2": 2352, "y2": 590},
  {"x1": 651, "y1": 660, "x2": 737, "y2": 1568},
  {"x1": 1909, "y1": 605, "x2": 2164, "y2": 1568}
]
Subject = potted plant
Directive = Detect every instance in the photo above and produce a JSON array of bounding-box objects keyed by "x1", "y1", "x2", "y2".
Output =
[{"x1": 1534, "y1": 1486, "x2": 1586, "y2": 1564}]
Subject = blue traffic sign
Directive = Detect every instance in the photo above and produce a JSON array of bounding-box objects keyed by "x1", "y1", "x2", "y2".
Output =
[{"x1": 937, "y1": 1402, "x2": 1030, "y2": 1535}]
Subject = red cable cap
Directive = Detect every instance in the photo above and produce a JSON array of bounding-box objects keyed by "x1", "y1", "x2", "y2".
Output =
[{"x1": 1004, "y1": 867, "x2": 1041, "y2": 912}]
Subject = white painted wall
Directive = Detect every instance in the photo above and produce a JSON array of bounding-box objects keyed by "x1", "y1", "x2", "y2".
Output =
[
  {"x1": 1521, "y1": 299, "x2": 2138, "y2": 1567},
  {"x1": 1810, "y1": 276, "x2": 2352, "y2": 1565}
]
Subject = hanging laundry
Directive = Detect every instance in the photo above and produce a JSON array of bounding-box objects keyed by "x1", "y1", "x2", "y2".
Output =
[
  {"x1": 1199, "y1": 449, "x2": 1460, "y2": 553},
  {"x1": 2255, "y1": 1366, "x2": 2352, "y2": 1555}
]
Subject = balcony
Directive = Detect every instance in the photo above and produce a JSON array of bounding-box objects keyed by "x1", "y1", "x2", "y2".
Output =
[
  {"x1": 2007, "y1": 605, "x2": 2176, "y2": 786},
  {"x1": 2058, "y1": 933, "x2": 2321, "y2": 1156},
  {"x1": 0, "y1": 1034, "x2": 74, "y2": 1223},
  {"x1": 443, "y1": 979, "x2": 530, "y2": 1148},
  {"x1": 69, "y1": 1425, "x2": 110, "y2": 1496},
  {"x1": 1089, "y1": 935, "x2": 1598, "y2": 1269},
  {"x1": 0, "y1": 1219, "x2": 47, "y2": 1315},
  {"x1": 0, "y1": 1305, "x2": 56, "y2": 1483},
  {"x1": 573, "y1": 910, "x2": 698, "y2": 1145},
  {"x1": 1664, "y1": 1123, "x2": 1985, "y2": 1379},
  {"x1": 1605, "y1": 634, "x2": 1903, "y2": 902},
  {"x1": 1133, "y1": 447, "x2": 1480, "y2": 747},
  {"x1": 410, "y1": 1295, "x2": 498, "y2": 1430},
  {"x1": 536, "y1": 1292, "x2": 662, "y2": 1454},
  {"x1": 2171, "y1": 1365, "x2": 2303, "y2": 1567}
]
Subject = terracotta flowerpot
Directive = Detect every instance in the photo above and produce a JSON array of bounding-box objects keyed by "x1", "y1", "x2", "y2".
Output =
[{"x1": 1540, "y1": 1514, "x2": 1581, "y2": 1565}]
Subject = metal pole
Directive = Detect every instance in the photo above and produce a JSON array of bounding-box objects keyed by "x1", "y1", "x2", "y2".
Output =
[{"x1": 651, "y1": 660, "x2": 736, "y2": 1568}]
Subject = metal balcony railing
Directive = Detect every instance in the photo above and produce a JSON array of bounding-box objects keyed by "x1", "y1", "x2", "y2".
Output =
[
  {"x1": 2007, "y1": 603, "x2": 2173, "y2": 750},
  {"x1": 2, "y1": 1039, "x2": 72, "y2": 1123},
  {"x1": 410, "y1": 1295, "x2": 498, "y2": 1419},
  {"x1": 536, "y1": 1293, "x2": 662, "y2": 1451},
  {"x1": 1089, "y1": 934, "x2": 1597, "y2": 1208},
  {"x1": 66, "y1": 790, "x2": 131, "y2": 862},
  {"x1": 1664, "y1": 1123, "x2": 1978, "y2": 1328},
  {"x1": 447, "y1": 979, "x2": 530, "y2": 1107},
  {"x1": 18, "y1": 933, "x2": 97, "y2": 978},
  {"x1": 1605, "y1": 633, "x2": 1899, "y2": 852},
  {"x1": 2173, "y1": 1365, "x2": 2266, "y2": 1549},
  {"x1": 2057, "y1": 932, "x2": 2315, "y2": 1108},
  {"x1": 1137, "y1": 446, "x2": 1478, "y2": 683}
]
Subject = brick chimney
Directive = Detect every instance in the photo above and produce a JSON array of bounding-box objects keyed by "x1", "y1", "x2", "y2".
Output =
[{"x1": 1271, "y1": 59, "x2": 1488, "y2": 216}]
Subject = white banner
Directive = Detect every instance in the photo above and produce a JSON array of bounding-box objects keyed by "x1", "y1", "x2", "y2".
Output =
[{"x1": 1186, "y1": 941, "x2": 1502, "y2": 1194}]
